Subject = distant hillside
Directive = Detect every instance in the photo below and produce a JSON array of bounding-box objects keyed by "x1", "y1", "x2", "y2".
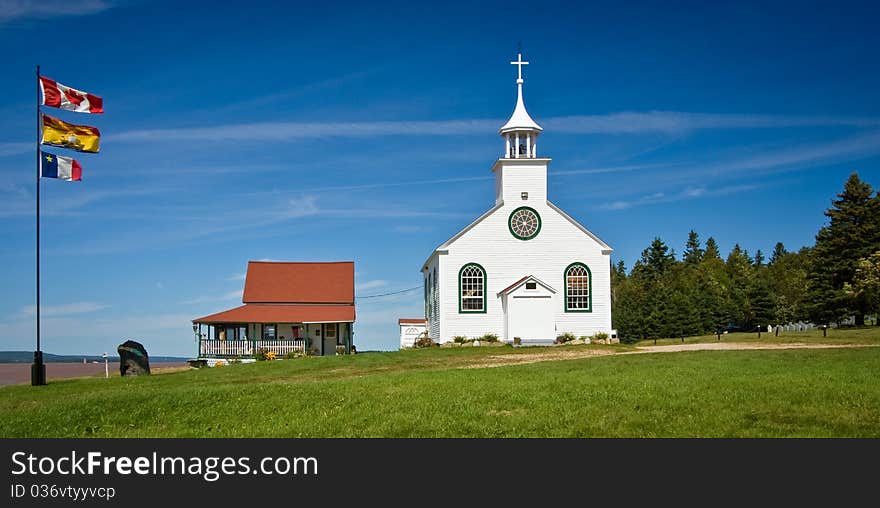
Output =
[{"x1": 0, "y1": 351, "x2": 189, "y2": 363}]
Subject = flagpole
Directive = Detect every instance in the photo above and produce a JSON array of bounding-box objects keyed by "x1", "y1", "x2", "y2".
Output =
[{"x1": 32, "y1": 64, "x2": 46, "y2": 386}]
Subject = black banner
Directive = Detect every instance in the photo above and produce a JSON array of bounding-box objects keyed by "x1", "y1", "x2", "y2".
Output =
[{"x1": 1, "y1": 439, "x2": 876, "y2": 505}]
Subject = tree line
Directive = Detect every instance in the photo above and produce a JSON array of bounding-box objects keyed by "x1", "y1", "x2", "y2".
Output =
[{"x1": 612, "y1": 173, "x2": 880, "y2": 343}]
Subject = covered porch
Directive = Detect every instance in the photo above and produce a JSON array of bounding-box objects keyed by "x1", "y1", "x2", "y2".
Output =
[
  {"x1": 194, "y1": 322, "x2": 353, "y2": 359},
  {"x1": 192, "y1": 303, "x2": 356, "y2": 361}
]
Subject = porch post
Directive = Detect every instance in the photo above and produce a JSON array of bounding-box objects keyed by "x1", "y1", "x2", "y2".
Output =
[
  {"x1": 251, "y1": 323, "x2": 256, "y2": 356},
  {"x1": 305, "y1": 324, "x2": 310, "y2": 354},
  {"x1": 321, "y1": 323, "x2": 326, "y2": 355}
]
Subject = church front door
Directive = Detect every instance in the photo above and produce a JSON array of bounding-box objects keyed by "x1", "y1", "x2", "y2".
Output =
[{"x1": 508, "y1": 295, "x2": 554, "y2": 344}]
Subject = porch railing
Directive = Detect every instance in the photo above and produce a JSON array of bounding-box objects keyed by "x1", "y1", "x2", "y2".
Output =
[{"x1": 199, "y1": 339, "x2": 306, "y2": 358}]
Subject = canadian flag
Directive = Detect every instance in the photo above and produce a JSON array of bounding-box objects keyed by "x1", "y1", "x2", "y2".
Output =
[{"x1": 39, "y1": 76, "x2": 104, "y2": 114}]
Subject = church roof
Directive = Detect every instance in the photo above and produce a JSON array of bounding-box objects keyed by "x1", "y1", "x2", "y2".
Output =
[
  {"x1": 499, "y1": 53, "x2": 542, "y2": 134},
  {"x1": 499, "y1": 82, "x2": 542, "y2": 134},
  {"x1": 423, "y1": 200, "x2": 612, "y2": 268},
  {"x1": 497, "y1": 275, "x2": 557, "y2": 296}
]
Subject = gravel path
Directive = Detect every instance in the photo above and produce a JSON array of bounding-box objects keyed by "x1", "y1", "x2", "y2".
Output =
[{"x1": 461, "y1": 342, "x2": 876, "y2": 369}]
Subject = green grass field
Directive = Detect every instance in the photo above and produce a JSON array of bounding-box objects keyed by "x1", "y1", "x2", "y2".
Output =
[{"x1": 1, "y1": 331, "x2": 879, "y2": 437}]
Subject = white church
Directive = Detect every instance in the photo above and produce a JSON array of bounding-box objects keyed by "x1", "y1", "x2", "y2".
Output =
[{"x1": 420, "y1": 53, "x2": 613, "y2": 345}]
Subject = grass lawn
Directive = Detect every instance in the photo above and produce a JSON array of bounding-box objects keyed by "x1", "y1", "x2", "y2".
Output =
[{"x1": 1, "y1": 336, "x2": 879, "y2": 437}]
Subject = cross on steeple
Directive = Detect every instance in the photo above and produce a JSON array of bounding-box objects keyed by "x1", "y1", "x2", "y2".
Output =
[{"x1": 510, "y1": 53, "x2": 529, "y2": 84}]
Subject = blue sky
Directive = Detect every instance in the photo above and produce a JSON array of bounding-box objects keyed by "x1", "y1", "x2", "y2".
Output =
[{"x1": 1, "y1": 0, "x2": 879, "y2": 356}]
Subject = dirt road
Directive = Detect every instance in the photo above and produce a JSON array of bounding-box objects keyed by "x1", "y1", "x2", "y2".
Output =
[{"x1": 463, "y1": 342, "x2": 876, "y2": 369}]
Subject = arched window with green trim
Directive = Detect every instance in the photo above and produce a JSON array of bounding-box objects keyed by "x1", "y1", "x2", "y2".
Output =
[
  {"x1": 459, "y1": 263, "x2": 487, "y2": 313},
  {"x1": 564, "y1": 262, "x2": 592, "y2": 312},
  {"x1": 423, "y1": 274, "x2": 429, "y2": 319},
  {"x1": 432, "y1": 267, "x2": 438, "y2": 318},
  {"x1": 427, "y1": 271, "x2": 433, "y2": 320}
]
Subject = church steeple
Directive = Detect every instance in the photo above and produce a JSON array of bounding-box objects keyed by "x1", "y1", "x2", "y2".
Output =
[{"x1": 499, "y1": 52, "x2": 542, "y2": 159}]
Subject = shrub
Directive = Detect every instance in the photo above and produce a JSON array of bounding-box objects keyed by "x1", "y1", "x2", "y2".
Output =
[
  {"x1": 413, "y1": 335, "x2": 437, "y2": 348},
  {"x1": 591, "y1": 332, "x2": 609, "y2": 341},
  {"x1": 555, "y1": 332, "x2": 577, "y2": 344},
  {"x1": 578, "y1": 336, "x2": 589, "y2": 342},
  {"x1": 283, "y1": 351, "x2": 304, "y2": 360},
  {"x1": 479, "y1": 333, "x2": 499, "y2": 343},
  {"x1": 453, "y1": 336, "x2": 468, "y2": 344},
  {"x1": 254, "y1": 348, "x2": 269, "y2": 361},
  {"x1": 513, "y1": 337, "x2": 522, "y2": 346}
]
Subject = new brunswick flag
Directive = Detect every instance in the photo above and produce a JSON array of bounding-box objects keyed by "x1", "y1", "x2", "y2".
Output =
[{"x1": 41, "y1": 113, "x2": 100, "y2": 153}]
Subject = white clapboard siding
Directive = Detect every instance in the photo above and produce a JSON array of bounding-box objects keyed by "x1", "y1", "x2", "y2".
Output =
[{"x1": 422, "y1": 157, "x2": 612, "y2": 344}]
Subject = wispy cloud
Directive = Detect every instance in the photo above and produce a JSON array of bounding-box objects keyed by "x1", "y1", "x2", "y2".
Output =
[
  {"x1": 179, "y1": 290, "x2": 241, "y2": 305},
  {"x1": 107, "y1": 112, "x2": 880, "y2": 144},
  {"x1": 393, "y1": 225, "x2": 431, "y2": 233},
  {"x1": 0, "y1": 185, "x2": 175, "y2": 218},
  {"x1": 111, "y1": 120, "x2": 499, "y2": 142},
  {"x1": 551, "y1": 163, "x2": 679, "y2": 177},
  {"x1": 0, "y1": 0, "x2": 116, "y2": 24},
  {"x1": 545, "y1": 112, "x2": 880, "y2": 135},
  {"x1": 227, "y1": 272, "x2": 246, "y2": 281},
  {"x1": 601, "y1": 184, "x2": 760, "y2": 211},
  {"x1": 703, "y1": 129, "x2": 880, "y2": 176},
  {"x1": 19, "y1": 301, "x2": 108, "y2": 317},
  {"x1": 355, "y1": 280, "x2": 387, "y2": 292},
  {"x1": 0, "y1": 142, "x2": 31, "y2": 157}
]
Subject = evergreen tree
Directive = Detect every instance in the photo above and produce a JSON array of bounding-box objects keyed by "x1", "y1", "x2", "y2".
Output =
[
  {"x1": 683, "y1": 230, "x2": 704, "y2": 265},
  {"x1": 769, "y1": 242, "x2": 787, "y2": 265},
  {"x1": 749, "y1": 277, "x2": 775, "y2": 330},
  {"x1": 726, "y1": 244, "x2": 755, "y2": 328},
  {"x1": 704, "y1": 237, "x2": 721, "y2": 261},
  {"x1": 754, "y1": 249, "x2": 765, "y2": 267},
  {"x1": 807, "y1": 173, "x2": 880, "y2": 325},
  {"x1": 640, "y1": 237, "x2": 675, "y2": 277}
]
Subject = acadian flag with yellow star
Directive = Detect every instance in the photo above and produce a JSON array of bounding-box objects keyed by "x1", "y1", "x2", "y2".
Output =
[
  {"x1": 40, "y1": 113, "x2": 100, "y2": 153},
  {"x1": 40, "y1": 150, "x2": 82, "y2": 181}
]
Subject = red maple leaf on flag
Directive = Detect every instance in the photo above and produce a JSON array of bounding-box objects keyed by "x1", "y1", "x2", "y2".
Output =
[{"x1": 63, "y1": 88, "x2": 85, "y2": 106}]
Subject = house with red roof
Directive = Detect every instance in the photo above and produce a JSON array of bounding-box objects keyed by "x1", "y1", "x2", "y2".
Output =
[{"x1": 192, "y1": 261, "x2": 355, "y2": 364}]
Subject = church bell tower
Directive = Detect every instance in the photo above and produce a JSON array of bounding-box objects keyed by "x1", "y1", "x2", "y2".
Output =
[{"x1": 493, "y1": 52, "x2": 550, "y2": 205}]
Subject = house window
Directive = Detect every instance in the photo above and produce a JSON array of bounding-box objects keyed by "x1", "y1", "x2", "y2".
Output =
[
  {"x1": 263, "y1": 324, "x2": 276, "y2": 340},
  {"x1": 433, "y1": 267, "x2": 438, "y2": 318},
  {"x1": 565, "y1": 263, "x2": 592, "y2": 312},
  {"x1": 225, "y1": 325, "x2": 246, "y2": 340},
  {"x1": 427, "y1": 272, "x2": 433, "y2": 320},
  {"x1": 526, "y1": 282, "x2": 537, "y2": 290},
  {"x1": 326, "y1": 323, "x2": 337, "y2": 338},
  {"x1": 459, "y1": 263, "x2": 486, "y2": 313}
]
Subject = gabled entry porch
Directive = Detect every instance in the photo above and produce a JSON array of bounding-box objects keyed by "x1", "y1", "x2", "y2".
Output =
[{"x1": 498, "y1": 275, "x2": 557, "y2": 345}]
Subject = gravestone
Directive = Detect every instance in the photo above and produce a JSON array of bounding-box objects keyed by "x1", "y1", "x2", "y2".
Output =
[{"x1": 118, "y1": 340, "x2": 150, "y2": 376}]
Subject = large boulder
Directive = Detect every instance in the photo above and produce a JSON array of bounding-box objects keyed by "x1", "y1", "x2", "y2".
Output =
[{"x1": 118, "y1": 340, "x2": 150, "y2": 376}]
